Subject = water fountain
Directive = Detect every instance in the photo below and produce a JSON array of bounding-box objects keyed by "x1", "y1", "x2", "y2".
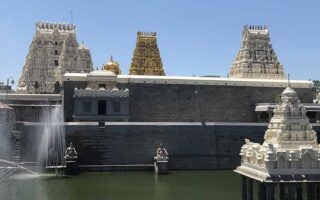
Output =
[{"x1": 37, "y1": 105, "x2": 66, "y2": 174}]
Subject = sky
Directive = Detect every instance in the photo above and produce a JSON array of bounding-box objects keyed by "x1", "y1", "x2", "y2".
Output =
[{"x1": 0, "y1": 0, "x2": 319, "y2": 87}]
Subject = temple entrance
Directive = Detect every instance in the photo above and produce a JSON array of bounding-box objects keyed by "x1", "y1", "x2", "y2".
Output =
[{"x1": 98, "y1": 100, "x2": 107, "y2": 115}]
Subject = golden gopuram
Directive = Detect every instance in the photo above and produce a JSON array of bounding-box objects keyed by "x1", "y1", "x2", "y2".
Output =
[{"x1": 129, "y1": 32, "x2": 165, "y2": 76}]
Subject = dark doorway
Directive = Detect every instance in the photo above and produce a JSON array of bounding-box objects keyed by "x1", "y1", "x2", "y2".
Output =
[
  {"x1": 306, "y1": 112, "x2": 316, "y2": 123},
  {"x1": 98, "y1": 100, "x2": 107, "y2": 115}
]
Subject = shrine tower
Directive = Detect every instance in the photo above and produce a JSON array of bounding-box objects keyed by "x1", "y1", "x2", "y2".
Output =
[
  {"x1": 129, "y1": 32, "x2": 165, "y2": 76},
  {"x1": 229, "y1": 25, "x2": 285, "y2": 79},
  {"x1": 18, "y1": 22, "x2": 93, "y2": 93}
]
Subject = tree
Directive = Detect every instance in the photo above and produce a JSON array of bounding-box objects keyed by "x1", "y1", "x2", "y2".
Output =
[{"x1": 313, "y1": 80, "x2": 320, "y2": 93}]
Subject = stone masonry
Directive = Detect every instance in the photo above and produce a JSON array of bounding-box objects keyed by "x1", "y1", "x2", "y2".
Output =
[
  {"x1": 229, "y1": 25, "x2": 285, "y2": 79},
  {"x1": 18, "y1": 22, "x2": 93, "y2": 94}
]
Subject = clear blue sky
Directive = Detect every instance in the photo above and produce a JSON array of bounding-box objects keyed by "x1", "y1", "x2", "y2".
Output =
[{"x1": 0, "y1": 0, "x2": 319, "y2": 86}]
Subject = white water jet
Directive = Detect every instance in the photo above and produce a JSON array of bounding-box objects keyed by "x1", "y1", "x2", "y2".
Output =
[
  {"x1": 37, "y1": 105, "x2": 66, "y2": 169},
  {"x1": 0, "y1": 159, "x2": 38, "y2": 175}
]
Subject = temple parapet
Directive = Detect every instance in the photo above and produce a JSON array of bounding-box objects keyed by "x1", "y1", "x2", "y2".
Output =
[
  {"x1": 137, "y1": 31, "x2": 157, "y2": 37},
  {"x1": 36, "y1": 22, "x2": 76, "y2": 32},
  {"x1": 73, "y1": 87, "x2": 129, "y2": 98}
]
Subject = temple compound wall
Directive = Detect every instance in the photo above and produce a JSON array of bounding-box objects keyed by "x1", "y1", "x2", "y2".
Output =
[
  {"x1": 20, "y1": 122, "x2": 320, "y2": 170},
  {"x1": 63, "y1": 74, "x2": 314, "y2": 123}
]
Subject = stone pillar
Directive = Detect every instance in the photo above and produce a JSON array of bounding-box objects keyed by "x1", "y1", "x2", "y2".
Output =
[
  {"x1": 258, "y1": 182, "x2": 266, "y2": 200},
  {"x1": 297, "y1": 183, "x2": 303, "y2": 200},
  {"x1": 242, "y1": 176, "x2": 247, "y2": 200},
  {"x1": 316, "y1": 183, "x2": 320, "y2": 200},
  {"x1": 268, "y1": 112, "x2": 272, "y2": 122},
  {"x1": 307, "y1": 182, "x2": 316, "y2": 200},
  {"x1": 247, "y1": 178, "x2": 253, "y2": 200},
  {"x1": 266, "y1": 184, "x2": 274, "y2": 200},
  {"x1": 288, "y1": 184, "x2": 297, "y2": 200},
  {"x1": 279, "y1": 184, "x2": 286, "y2": 200}
]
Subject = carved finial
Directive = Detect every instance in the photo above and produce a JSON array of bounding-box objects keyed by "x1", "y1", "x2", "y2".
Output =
[
  {"x1": 110, "y1": 55, "x2": 113, "y2": 61},
  {"x1": 288, "y1": 73, "x2": 290, "y2": 87}
]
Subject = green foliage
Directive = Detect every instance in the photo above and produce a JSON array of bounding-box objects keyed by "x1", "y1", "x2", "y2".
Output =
[
  {"x1": 313, "y1": 80, "x2": 320, "y2": 93},
  {"x1": 273, "y1": 94, "x2": 281, "y2": 103}
]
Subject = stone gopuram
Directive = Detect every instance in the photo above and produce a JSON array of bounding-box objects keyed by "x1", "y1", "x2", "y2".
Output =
[
  {"x1": 18, "y1": 22, "x2": 93, "y2": 94},
  {"x1": 235, "y1": 86, "x2": 320, "y2": 199},
  {"x1": 129, "y1": 32, "x2": 165, "y2": 76},
  {"x1": 229, "y1": 25, "x2": 285, "y2": 79}
]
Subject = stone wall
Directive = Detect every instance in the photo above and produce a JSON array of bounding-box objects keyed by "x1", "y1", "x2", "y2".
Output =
[
  {"x1": 20, "y1": 122, "x2": 320, "y2": 170},
  {"x1": 0, "y1": 107, "x2": 16, "y2": 160},
  {"x1": 2, "y1": 97, "x2": 62, "y2": 122},
  {"x1": 64, "y1": 81, "x2": 314, "y2": 122}
]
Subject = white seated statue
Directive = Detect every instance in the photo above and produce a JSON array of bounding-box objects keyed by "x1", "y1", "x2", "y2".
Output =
[
  {"x1": 154, "y1": 143, "x2": 169, "y2": 161},
  {"x1": 64, "y1": 142, "x2": 78, "y2": 161}
]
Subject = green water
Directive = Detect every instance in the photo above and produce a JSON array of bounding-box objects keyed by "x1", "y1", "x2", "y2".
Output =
[{"x1": 1, "y1": 170, "x2": 241, "y2": 200}]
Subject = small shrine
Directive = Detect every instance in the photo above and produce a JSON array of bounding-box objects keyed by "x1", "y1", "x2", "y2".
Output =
[
  {"x1": 235, "y1": 86, "x2": 320, "y2": 200},
  {"x1": 103, "y1": 56, "x2": 121, "y2": 75}
]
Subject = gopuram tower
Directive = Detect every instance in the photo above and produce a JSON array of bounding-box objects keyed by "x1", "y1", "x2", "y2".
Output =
[
  {"x1": 18, "y1": 22, "x2": 93, "y2": 94},
  {"x1": 228, "y1": 25, "x2": 285, "y2": 79},
  {"x1": 129, "y1": 32, "x2": 165, "y2": 75}
]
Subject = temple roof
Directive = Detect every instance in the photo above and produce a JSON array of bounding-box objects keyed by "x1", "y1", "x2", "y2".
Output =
[
  {"x1": 88, "y1": 70, "x2": 116, "y2": 77},
  {"x1": 73, "y1": 87, "x2": 129, "y2": 98}
]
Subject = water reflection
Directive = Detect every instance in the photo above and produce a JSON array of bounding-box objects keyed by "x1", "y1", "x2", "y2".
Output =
[{"x1": 0, "y1": 170, "x2": 241, "y2": 200}]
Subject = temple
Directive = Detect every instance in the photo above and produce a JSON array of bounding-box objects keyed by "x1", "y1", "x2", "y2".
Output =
[
  {"x1": 18, "y1": 22, "x2": 93, "y2": 94},
  {"x1": 229, "y1": 25, "x2": 285, "y2": 79},
  {"x1": 103, "y1": 56, "x2": 121, "y2": 75},
  {"x1": 235, "y1": 86, "x2": 320, "y2": 199},
  {"x1": 129, "y1": 32, "x2": 165, "y2": 75}
]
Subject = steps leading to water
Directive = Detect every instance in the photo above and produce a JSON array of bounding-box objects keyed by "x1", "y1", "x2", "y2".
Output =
[{"x1": 78, "y1": 164, "x2": 154, "y2": 171}]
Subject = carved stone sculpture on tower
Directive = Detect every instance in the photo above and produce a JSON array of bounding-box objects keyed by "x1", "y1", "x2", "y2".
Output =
[
  {"x1": 229, "y1": 25, "x2": 285, "y2": 79},
  {"x1": 18, "y1": 22, "x2": 93, "y2": 93},
  {"x1": 129, "y1": 32, "x2": 165, "y2": 76}
]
